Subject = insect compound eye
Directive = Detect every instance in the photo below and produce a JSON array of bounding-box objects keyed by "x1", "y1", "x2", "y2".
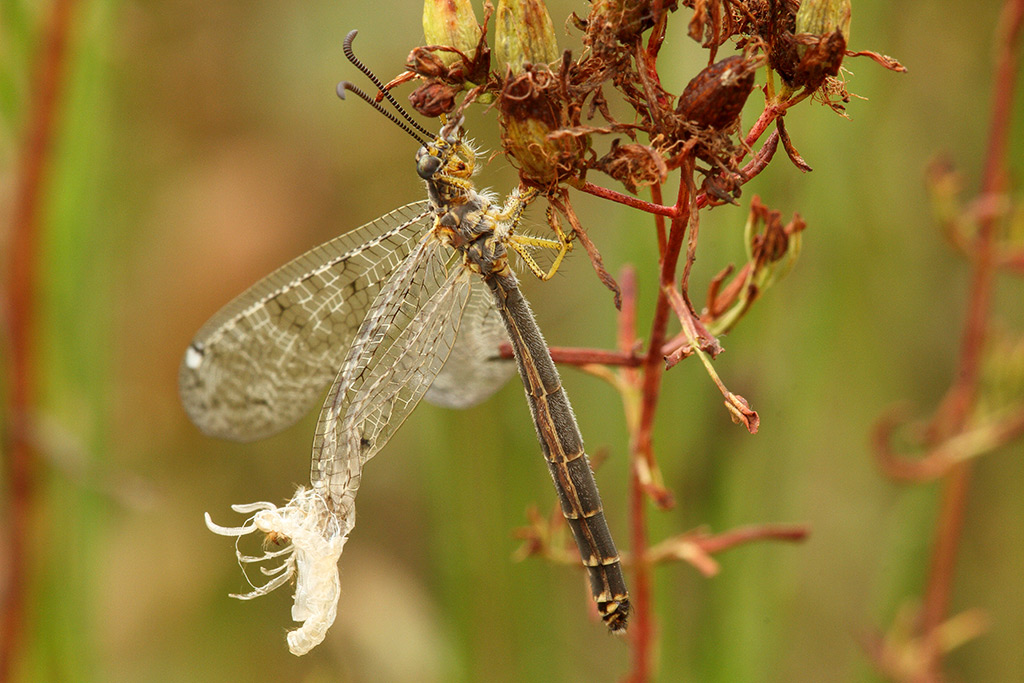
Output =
[{"x1": 417, "y1": 153, "x2": 442, "y2": 179}]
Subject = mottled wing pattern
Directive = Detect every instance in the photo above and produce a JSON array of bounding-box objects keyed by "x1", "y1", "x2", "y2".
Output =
[
  {"x1": 424, "y1": 282, "x2": 514, "y2": 409},
  {"x1": 310, "y1": 235, "x2": 471, "y2": 515},
  {"x1": 179, "y1": 201, "x2": 432, "y2": 442}
]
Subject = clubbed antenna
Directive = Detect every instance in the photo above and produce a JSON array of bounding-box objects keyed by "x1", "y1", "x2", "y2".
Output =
[{"x1": 342, "y1": 29, "x2": 434, "y2": 139}]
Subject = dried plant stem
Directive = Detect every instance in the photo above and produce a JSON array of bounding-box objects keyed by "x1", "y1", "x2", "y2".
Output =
[
  {"x1": 917, "y1": 1, "x2": 1024, "y2": 677},
  {"x1": 2, "y1": 0, "x2": 77, "y2": 677}
]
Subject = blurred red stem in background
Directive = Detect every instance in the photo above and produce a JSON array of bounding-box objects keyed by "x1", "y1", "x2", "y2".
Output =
[
  {"x1": 645, "y1": 524, "x2": 809, "y2": 573},
  {"x1": 2, "y1": 0, "x2": 77, "y2": 677},
  {"x1": 917, "y1": 0, "x2": 1024, "y2": 678}
]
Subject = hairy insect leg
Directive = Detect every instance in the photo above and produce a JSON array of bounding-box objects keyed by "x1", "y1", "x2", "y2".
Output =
[{"x1": 509, "y1": 205, "x2": 575, "y2": 281}]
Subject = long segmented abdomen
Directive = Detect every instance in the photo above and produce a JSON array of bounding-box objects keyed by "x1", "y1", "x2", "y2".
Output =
[{"x1": 485, "y1": 268, "x2": 630, "y2": 632}]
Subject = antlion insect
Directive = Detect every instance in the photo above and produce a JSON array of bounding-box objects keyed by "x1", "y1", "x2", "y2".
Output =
[{"x1": 182, "y1": 31, "x2": 628, "y2": 654}]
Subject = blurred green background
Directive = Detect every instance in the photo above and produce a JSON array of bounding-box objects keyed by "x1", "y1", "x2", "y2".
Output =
[{"x1": 2, "y1": 1, "x2": 1023, "y2": 681}]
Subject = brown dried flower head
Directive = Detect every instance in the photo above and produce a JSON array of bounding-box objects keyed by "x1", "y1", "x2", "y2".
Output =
[
  {"x1": 408, "y1": 48, "x2": 451, "y2": 80},
  {"x1": 499, "y1": 65, "x2": 590, "y2": 187},
  {"x1": 748, "y1": 196, "x2": 806, "y2": 266},
  {"x1": 585, "y1": 0, "x2": 679, "y2": 46},
  {"x1": 494, "y1": 0, "x2": 589, "y2": 186},
  {"x1": 744, "y1": 0, "x2": 801, "y2": 82},
  {"x1": 788, "y1": 0, "x2": 851, "y2": 89},
  {"x1": 594, "y1": 141, "x2": 668, "y2": 194}
]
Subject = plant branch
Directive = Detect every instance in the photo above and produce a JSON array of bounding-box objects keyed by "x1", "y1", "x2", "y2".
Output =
[
  {"x1": 918, "y1": 0, "x2": 1024, "y2": 677},
  {"x1": 622, "y1": 166, "x2": 695, "y2": 683},
  {"x1": 573, "y1": 179, "x2": 681, "y2": 217},
  {"x1": 645, "y1": 523, "x2": 809, "y2": 575},
  {"x1": 2, "y1": 0, "x2": 77, "y2": 677}
]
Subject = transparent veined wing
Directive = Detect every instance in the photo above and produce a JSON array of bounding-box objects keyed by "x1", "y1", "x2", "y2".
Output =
[
  {"x1": 179, "y1": 201, "x2": 432, "y2": 442},
  {"x1": 310, "y1": 234, "x2": 472, "y2": 515},
  {"x1": 424, "y1": 282, "x2": 514, "y2": 409}
]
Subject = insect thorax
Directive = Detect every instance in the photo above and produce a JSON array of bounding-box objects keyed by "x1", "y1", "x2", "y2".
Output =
[{"x1": 418, "y1": 130, "x2": 513, "y2": 277}]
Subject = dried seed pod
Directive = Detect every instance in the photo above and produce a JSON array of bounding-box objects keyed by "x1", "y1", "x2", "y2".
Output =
[
  {"x1": 495, "y1": 0, "x2": 559, "y2": 74},
  {"x1": 499, "y1": 66, "x2": 588, "y2": 186},
  {"x1": 675, "y1": 55, "x2": 757, "y2": 130},
  {"x1": 409, "y1": 81, "x2": 459, "y2": 117},
  {"x1": 422, "y1": 0, "x2": 482, "y2": 67}
]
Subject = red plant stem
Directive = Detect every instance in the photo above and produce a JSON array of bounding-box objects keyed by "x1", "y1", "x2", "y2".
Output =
[
  {"x1": 651, "y1": 182, "x2": 667, "y2": 257},
  {"x1": 575, "y1": 180, "x2": 680, "y2": 217},
  {"x1": 626, "y1": 442, "x2": 654, "y2": 683},
  {"x1": 919, "y1": 0, "x2": 1024, "y2": 673},
  {"x1": 636, "y1": 170, "x2": 693, "y2": 473},
  {"x1": 687, "y1": 524, "x2": 809, "y2": 555},
  {"x1": 625, "y1": 168, "x2": 694, "y2": 683},
  {"x1": 2, "y1": 0, "x2": 77, "y2": 677},
  {"x1": 646, "y1": 523, "x2": 810, "y2": 566},
  {"x1": 615, "y1": 268, "x2": 642, "y2": 667},
  {"x1": 743, "y1": 101, "x2": 787, "y2": 151},
  {"x1": 549, "y1": 347, "x2": 641, "y2": 367},
  {"x1": 614, "y1": 266, "x2": 647, "y2": 681},
  {"x1": 694, "y1": 129, "x2": 781, "y2": 209},
  {"x1": 1000, "y1": 249, "x2": 1024, "y2": 271},
  {"x1": 647, "y1": 0, "x2": 668, "y2": 59},
  {"x1": 617, "y1": 267, "x2": 638, "y2": 358},
  {"x1": 497, "y1": 344, "x2": 645, "y2": 367}
]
